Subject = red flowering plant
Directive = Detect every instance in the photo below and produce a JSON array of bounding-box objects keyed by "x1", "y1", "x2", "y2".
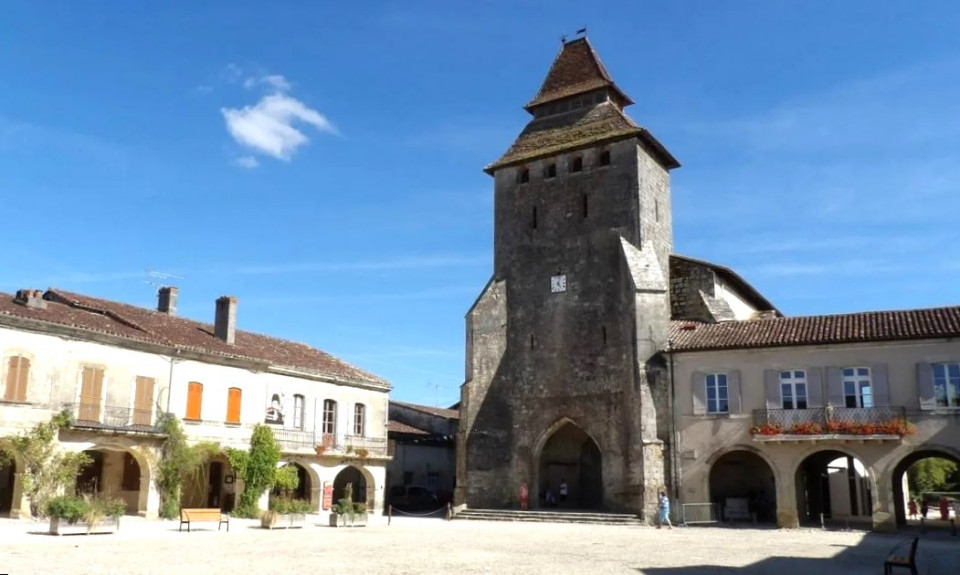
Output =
[
  {"x1": 749, "y1": 423, "x2": 784, "y2": 436},
  {"x1": 787, "y1": 422, "x2": 823, "y2": 435}
]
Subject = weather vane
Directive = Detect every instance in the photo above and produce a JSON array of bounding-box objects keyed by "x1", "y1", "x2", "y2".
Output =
[{"x1": 560, "y1": 26, "x2": 588, "y2": 44}]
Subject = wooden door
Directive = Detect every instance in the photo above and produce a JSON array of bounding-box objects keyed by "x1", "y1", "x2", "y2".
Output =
[
  {"x1": 79, "y1": 367, "x2": 104, "y2": 422},
  {"x1": 133, "y1": 377, "x2": 155, "y2": 425}
]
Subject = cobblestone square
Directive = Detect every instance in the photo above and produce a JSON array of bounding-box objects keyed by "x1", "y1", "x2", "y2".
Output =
[{"x1": 1, "y1": 517, "x2": 957, "y2": 575}]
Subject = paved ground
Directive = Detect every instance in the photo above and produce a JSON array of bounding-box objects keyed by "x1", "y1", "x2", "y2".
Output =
[{"x1": 0, "y1": 515, "x2": 957, "y2": 574}]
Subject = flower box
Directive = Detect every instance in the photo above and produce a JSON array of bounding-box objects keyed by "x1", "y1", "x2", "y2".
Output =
[
  {"x1": 261, "y1": 511, "x2": 307, "y2": 529},
  {"x1": 49, "y1": 516, "x2": 120, "y2": 536},
  {"x1": 329, "y1": 512, "x2": 367, "y2": 528}
]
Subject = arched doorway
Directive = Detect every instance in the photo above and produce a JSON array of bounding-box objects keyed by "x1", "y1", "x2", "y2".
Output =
[
  {"x1": 272, "y1": 463, "x2": 311, "y2": 502},
  {"x1": 709, "y1": 449, "x2": 776, "y2": 522},
  {"x1": 333, "y1": 466, "x2": 369, "y2": 507},
  {"x1": 76, "y1": 449, "x2": 146, "y2": 515},
  {"x1": 0, "y1": 450, "x2": 15, "y2": 516},
  {"x1": 892, "y1": 448, "x2": 960, "y2": 527},
  {"x1": 182, "y1": 454, "x2": 235, "y2": 512},
  {"x1": 537, "y1": 421, "x2": 602, "y2": 510},
  {"x1": 796, "y1": 449, "x2": 872, "y2": 525}
]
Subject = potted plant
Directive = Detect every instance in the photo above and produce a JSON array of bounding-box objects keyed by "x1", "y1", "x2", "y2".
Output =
[
  {"x1": 261, "y1": 497, "x2": 312, "y2": 529},
  {"x1": 329, "y1": 484, "x2": 367, "y2": 527},
  {"x1": 47, "y1": 494, "x2": 125, "y2": 536}
]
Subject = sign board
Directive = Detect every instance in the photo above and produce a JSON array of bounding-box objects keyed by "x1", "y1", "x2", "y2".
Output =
[{"x1": 322, "y1": 482, "x2": 334, "y2": 510}]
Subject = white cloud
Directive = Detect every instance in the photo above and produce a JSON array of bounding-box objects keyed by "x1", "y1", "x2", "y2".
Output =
[
  {"x1": 231, "y1": 155, "x2": 259, "y2": 169},
  {"x1": 243, "y1": 74, "x2": 292, "y2": 92},
  {"x1": 221, "y1": 92, "x2": 337, "y2": 161}
]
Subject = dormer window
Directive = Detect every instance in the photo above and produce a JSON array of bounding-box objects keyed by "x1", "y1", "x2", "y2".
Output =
[
  {"x1": 544, "y1": 163, "x2": 557, "y2": 179},
  {"x1": 570, "y1": 157, "x2": 583, "y2": 173},
  {"x1": 517, "y1": 168, "x2": 530, "y2": 184},
  {"x1": 599, "y1": 150, "x2": 611, "y2": 166}
]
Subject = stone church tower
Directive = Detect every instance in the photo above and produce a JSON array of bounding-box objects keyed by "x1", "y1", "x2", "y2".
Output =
[{"x1": 456, "y1": 37, "x2": 681, "y2": 519}]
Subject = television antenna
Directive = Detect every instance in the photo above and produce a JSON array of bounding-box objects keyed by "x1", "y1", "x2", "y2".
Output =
[{"x1": 144, "y1": 270, "x2": 183, "y2": 293}]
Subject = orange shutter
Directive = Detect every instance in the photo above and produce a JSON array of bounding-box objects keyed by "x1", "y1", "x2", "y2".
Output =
[
  {"x1": 226, "y1": 388, "x2": 241, "y2": 424},
  {"x1": 79, "y1": 367, "x2": 103, "y2": 422},
  {"x1": 5, "y1": 356, "x2": 29, "y2": 402},
  {"x1": 186, "y1": 382, "x2": 203, "y2": 420},
  {"x1": 133, "y1": 377, "x2": 155, "y2": 425}
]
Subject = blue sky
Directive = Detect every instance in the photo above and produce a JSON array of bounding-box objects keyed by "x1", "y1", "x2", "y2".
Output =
[{"x1": 1, "y1": 2, "x2": 958, "y2": 406}]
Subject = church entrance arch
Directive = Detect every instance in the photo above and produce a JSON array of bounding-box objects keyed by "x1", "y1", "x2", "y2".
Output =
[{"x1": 536, "y1": 421, "x2": 602, "y2": 510}]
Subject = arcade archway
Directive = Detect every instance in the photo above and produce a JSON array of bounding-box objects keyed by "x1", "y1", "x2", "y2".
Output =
[
  {"x1": 0, "y1": 450, "x2": 15, "y2": 516},
  {"x1": 537, "y1": 421, "x2": 602, "y2": 510},
  {"x1": 709, "y1": 449, "x2": 776, "y2": 522},
  {"x1": 75, "y1": 448, "x2": 147, "y2": 515},
  {"x1": 796, "y1": 449, "x2": 872, "y2": 525},
  {"x1": 892, "y1": 447, "x2": 960, "y2": 527},
  {"x1": 333, "y1": 465, "x2": 374, "y2": 509}
]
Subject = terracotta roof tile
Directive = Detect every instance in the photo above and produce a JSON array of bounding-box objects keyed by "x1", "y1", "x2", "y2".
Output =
[
  {"x1": 525, "y1": 38, "x2": 631, "y2": 109},
  {"x1": 387, "y1": 420, "x2": 431, "y2": 435},
  {"x1": 0, "y1": 289, "x2": 388, "y2": 387},
  {"x1": 668, "y1": 306, "x2": 960, "y2": 352},
  {"x1": 487, "y1": 103, "x2": 676, "y2": 171},
  {"x1": 391, "y1": 400, "x2": 460, "y2": 420}
]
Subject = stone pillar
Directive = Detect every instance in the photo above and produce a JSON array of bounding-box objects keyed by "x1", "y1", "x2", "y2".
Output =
[
  {"x1": 310, "y1": 484, "x2": 322, "y2": 512},
  {"x1": 642, "y1": 440, "x2": 666, "y2": 522},
  {"x1": 140, "y1": 475, "x2": 160, "y2": 519},
  {"x1": 775, "y1": 475, "x2": 799, "y2": 528},
  {"x1": 11, "y1": 472, "x2": 27, "y2": 519},
  {"x1": 872, "y1": 470, "x2": 896, "y2": 533}
]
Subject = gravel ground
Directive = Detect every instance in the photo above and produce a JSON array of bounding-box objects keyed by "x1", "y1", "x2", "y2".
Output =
[{"x1": 0, "y1": 516, "x2": 957, "y2": 575}]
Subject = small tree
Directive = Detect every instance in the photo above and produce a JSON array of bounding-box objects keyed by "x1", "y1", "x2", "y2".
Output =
[
  {"x1": 1, "y1": 411, "x2": 91, "y2": 517},
  {"x1": 227, "y1": 424, "x2": 281, "y2": 518}
]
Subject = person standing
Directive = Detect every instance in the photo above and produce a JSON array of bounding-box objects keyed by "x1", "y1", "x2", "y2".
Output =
[
  {"x1": 657, "y1": 491, "x2": 673, "y2": 529},
  {"x1": 908, "y1": 499, "x2": 918, "y2": 520},
  {"x1": 518, "y1": 481, "x2": 529, "y2": 511},
  {"x1": 559, "y1": 479, "x2": 568, "y2": 505}
]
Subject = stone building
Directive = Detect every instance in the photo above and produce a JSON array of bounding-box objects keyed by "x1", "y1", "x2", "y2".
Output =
[
  {"x1": 386, "y1": 401, "x2": 458, "y2": 506},
  {"x1": 0, "y1": 287, "x2": 390, "y2": 519},
  {"x1": 458, "y1": 36, "x2": 960, "y2": 530}
]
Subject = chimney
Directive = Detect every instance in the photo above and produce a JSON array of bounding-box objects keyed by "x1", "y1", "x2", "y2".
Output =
[
  {"x1": 214, "y1": 296, "x2": 237, "y2": 344},
  {"x1": 14, "y1": 289, "x2": 47, "y2": 310},
  {"x1": 157, "y1": 286, "x2": 178, "y2": 316}
]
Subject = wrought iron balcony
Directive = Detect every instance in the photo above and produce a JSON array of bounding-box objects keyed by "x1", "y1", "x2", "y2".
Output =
[
  {"x1": 751, "y1": 406, "x2": 914, "y2": 441},
  {"x1": 272, "y1": 428, "x2": 387, "y2": 457},
  {"x1": 63, "y1": 403, "x2": 164, "y2": 435}
]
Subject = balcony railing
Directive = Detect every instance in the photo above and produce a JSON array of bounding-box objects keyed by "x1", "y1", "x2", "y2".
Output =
[
  {"x1": 752, "y1": 406, "x2": 913, "y2": 439},
  {"x1": 63, "y1": 403, "x2": 164, "y2": 435},
  {"x1": 272, "y1": 428, "x2": 388, "y2": 457}
]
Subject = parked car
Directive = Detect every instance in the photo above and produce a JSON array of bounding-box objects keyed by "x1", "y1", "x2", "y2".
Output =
[{"x1": 390, "y1": 485, "x2": 439, "y2": 510}]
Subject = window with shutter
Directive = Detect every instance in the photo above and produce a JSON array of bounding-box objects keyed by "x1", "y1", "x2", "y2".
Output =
[
  {"x1": 79, "y1": 366, "x2": 104, "y2": 422},
  {"x1": 779, "y1": 370, "x2": 808, "y2": 410},
  {"x1": 186, "y1": 382, "x2": 203, "y2": 421},
  {"x1": 842, "y1": 367, "x2": 872, "y2": 408},
  {"x1": 322, "y1": 399, "x2": 337, "y2": 442},
  {"x1": 4, "y1": 356, "x2": 29, "y2": 403},
  {"x1": 226, "y1": 388, "x2": 242, "y2": 424},
  {"x1": 293, "y1": 394, "x2": 305, "y2": 430},
  {"x1": 133, "y1": 377, "x2": 155, "y2": 426},
  {"x1": 932, "y1": 363, "x2": 960, "y2": 408},
  {"x1": 705, "y1": 373, "x2": 729, "y2": 414}
]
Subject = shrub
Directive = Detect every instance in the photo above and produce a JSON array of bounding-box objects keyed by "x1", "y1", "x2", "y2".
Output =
[
  {"x1": 270, "y1": 497, "x2": 312, "y2": 515},
  {"x1": 228, "y1": 425, "x2": 282, "y2": 518},
  {"x1": 157, "y1": 415, "x2": 220, "y2": 519},
  {"x1": 46, "y1": 496, "x2": 90, "y2": 524}
]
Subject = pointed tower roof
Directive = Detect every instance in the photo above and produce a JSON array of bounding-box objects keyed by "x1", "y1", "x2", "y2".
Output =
[
  {"x1": 486, "y1": 37, "x2": 679, "y2": 173},
  {"x1": 525, "y1": 37, "x2": 632, "y2": 111}
]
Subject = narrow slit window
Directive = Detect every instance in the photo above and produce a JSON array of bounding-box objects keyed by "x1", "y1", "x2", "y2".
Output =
[
  {"x1": 599, "y1": 150, "x2": 611, "y2": 166},
  {"x1": 602, "y1": 326, "x2": 607, "y2": 345},
  {"x1": 655, "y1": 199, "x2": 660, "y2": 222},
  {"x1": 532, "y1": 206, "x2": 538, "y2": 229},
  {"x1": 571, "y1": 157, "x2": 583, "y2": 173},
  {"x1": 517, "y1": 168, "x2": 529, "y2": 184},
  {"x1": 544, "y1": 163, "x2": 556, "y2": 179},
  {"x1": 582, "y1": 195, "x2": 589, "y2": 218}
]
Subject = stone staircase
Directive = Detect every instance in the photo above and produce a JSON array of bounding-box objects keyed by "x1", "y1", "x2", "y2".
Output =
[{"x1": 452, "y1": 508, "x2": 644, "y2": 525}]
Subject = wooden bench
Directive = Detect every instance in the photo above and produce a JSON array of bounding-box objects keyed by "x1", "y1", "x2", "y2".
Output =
[
  {"x1": 884, "y1": 536, "x2": 918, "y2": 575},
  {"x1": 179, "y1": 508, "x2": 229, "y2": 532}
]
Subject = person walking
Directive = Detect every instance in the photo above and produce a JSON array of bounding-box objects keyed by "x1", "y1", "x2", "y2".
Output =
[
  {"x1": 559, "y1": 479, "x2": 569, "y2": 505},
  {"x1": 518, "y1": 481, "x2": 529, "y2": 511},
  {"x1": 908, "y1": 499, "x2": 918, "y2": 520},
  {"x1": 657, "y1": 491, "x2": 673, "y2": 529}
]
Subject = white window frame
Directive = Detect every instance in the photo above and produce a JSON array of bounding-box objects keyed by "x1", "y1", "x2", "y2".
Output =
[
  {"x1": 780, "y1": 370, "x2": 808, "y2": 410},
  {"x1": 843, "y1": 367, "x2": 872, "y2": 408},
  {"x1": 932, "y1": 363, "x2": 960, "y2": 408},
  {"x1": 293, "y1": 394, "x2": 305, "y2": 430},
  {"x1": 353, "y1": 403, "x2": 366, "y2": 436},
  {"x1": 322, "y1": 399, "x2": 337, "y2": 435},
  {"x1": 706, "y1": 373, "x2": 729, "y2": 414}
]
